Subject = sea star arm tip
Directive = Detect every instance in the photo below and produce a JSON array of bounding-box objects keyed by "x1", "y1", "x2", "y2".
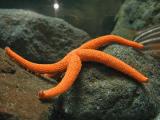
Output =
[
  {"x1": 5, "y1": 47, "x2": 68, "y2": 74},
  {"x1": 139, "y1": 76, "x2": 148, "y2": 83},
  {"x1": 79, "y1": 35, "x2": 144, "y2": 49},
  {"x1": 38, "y1": 54, "x2": 82, "y2": 99},
  {"x1": 5, "y1": 46, "x2": 9, "y2": 50},
  {"x1": 77, "y1": 49, "x2": 148, "y2": 83}
]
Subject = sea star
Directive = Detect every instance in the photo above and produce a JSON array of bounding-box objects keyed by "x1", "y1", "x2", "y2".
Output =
[{"x1": 5, "y1": 35, "x2": 148, "y2": 99}]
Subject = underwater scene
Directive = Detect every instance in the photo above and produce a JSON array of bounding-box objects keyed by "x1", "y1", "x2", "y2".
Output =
[{"x1": 0, "y1": 0, "x2": 160, "y2": 120}]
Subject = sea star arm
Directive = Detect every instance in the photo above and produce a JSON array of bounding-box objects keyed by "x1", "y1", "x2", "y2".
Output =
[
  {"x1": 38, "y1": 54, "x2": 82, "y2": 99},
  {"x1": 77, "y1": 49, "x2": 148, "y2": 83},
  {"x1": 5, "y1": 47, "x2": 68, "y2": 74},
  {"x1": 79, "y1": 35, "x2": 144, "y2": 49}
]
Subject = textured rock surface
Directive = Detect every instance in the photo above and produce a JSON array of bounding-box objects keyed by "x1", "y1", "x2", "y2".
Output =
[
  {"x1": 112, "y1": 0, "x2": 160, "y2": 39},
  {"x1": 0, "y1": 48, "x2": 53, "y2": 120},
  {"x1": 51, "y1": 44, "x2": 160, "y2": 120},
  {"x1": 0, "y1": 9, "x2": 90, "y2": 63}
]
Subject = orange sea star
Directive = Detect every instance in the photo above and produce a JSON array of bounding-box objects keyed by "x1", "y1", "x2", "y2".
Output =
[{"x1": 5, "y1": 35, "x2": 148, "y2": 99}]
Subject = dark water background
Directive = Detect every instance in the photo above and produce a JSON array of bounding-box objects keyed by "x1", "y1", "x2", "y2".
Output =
[{"x1": 0, "y1": 0, "x2": 124, "y2": 37}]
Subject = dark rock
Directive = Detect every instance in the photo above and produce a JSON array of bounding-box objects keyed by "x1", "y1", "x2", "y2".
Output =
[
  {"x1": 0, "y1": 48, "x2": 54, "y2": 120},
  {"x1": 112, "y1": 0, "x2": 160, "y2": 39},
  {"x1": 0, "y1": 9, "x2": 90, "y2": 63},
  {"x1": 0, "y1": 55, "x2": 16, "y2": 74},
  {"x1": 0, "y1": 109, "x2": 19, "y2": 120},
  {"x1": 51, "y1": 45, "x2": 160, "y2": 120}
]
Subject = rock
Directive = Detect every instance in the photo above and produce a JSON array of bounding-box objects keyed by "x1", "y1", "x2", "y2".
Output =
[
  {"x1": 51, "y1": 44, "x2": 160, "y2": 120},
  {"x1": 0, "y1": 48, "x2": 54, "y2": 120},
  {"x1": 0, "y1": 9, "x2": 90, "y2": 63},
  {"x1": 0, "y1": 0, "x2": 124, "y2": 37},
  {"x1": 48, "y1": 0, "x2": 160, "y2": 119},
  {"x1": 112, "y1": 0, "x2": 160, "y2": 39},
  {"x1": 154, "y1": 113, "x2": 160, "y2": 120}
]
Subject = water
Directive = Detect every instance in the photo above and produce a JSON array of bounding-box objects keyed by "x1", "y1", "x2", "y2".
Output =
[{"x1": 0, "y1": 0, "x2": 124, "y2": 37}]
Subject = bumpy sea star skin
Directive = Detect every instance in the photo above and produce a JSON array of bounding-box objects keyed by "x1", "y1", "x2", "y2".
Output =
[{"x1": 5, "y1": 35, "x2": 148, "y2": 99}]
